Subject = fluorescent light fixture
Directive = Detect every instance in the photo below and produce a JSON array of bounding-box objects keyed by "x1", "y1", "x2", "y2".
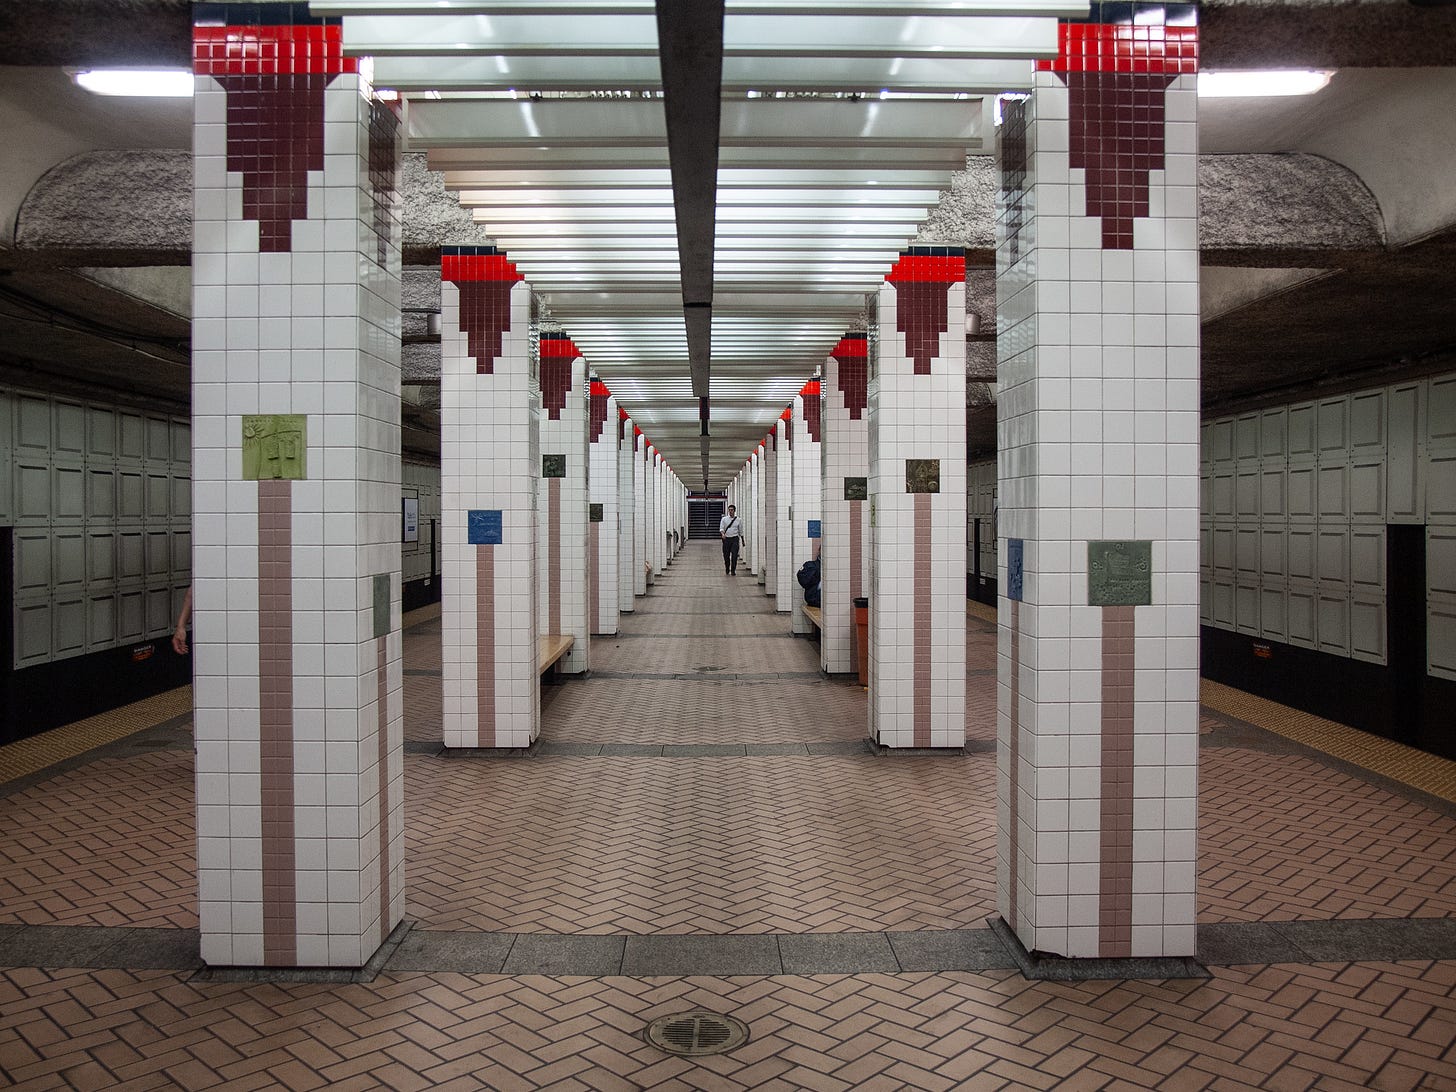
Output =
[
  {"x1": 1198, "y1": 70, "x2": 1333, "y2": 98},
  {"x1": 73, "y1": 68, "x2": 193, "y2": 97}
]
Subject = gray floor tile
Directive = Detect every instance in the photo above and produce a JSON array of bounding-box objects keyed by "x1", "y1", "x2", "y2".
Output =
[
  {"x1": 0, "y1": 926, "x2": 127, "y2": 968},
  {"x1": 888, "y1": 929, "x2": 1016, "y2": 972},
  {"x1": 599, "y1": 744, "x2": 664, "y2": 756},
  {"x1": 100, "y1": 928, "x2": 201, "y2": 970},
  {"x1": 620, "y1": 934, "x2": 782, "y2": 976},
  {"x1": 1275, "y1": 917, "x2": 1456, "y2": 961},
  {"x1": 501, "y1": 934, "x2": 625, "y2": 975},
  {"x1": 537, "y1": 742, "x2": 604, "y2": 756},
  {"x1": 806, "y1": 741, "x2": 874, "y2": 755},
  {"x1": 662, "y1": 744, "x2": 747, "y2": 757},
  {"x1": 778, "y1": 932, "x2": 899, "y2": 974},
  {"x1": 385, "y1": 930, "x2": 514, "y2": 973},
  {"x1": 745, "y1": 743, "x2": 810, "y2": 756},
  {"x1": 1198, "y1": 922, "x2": 1309, "y2": 965}
]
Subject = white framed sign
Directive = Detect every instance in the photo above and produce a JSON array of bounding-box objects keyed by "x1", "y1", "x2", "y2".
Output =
[{"x1": 402, "y1": 497, "x2": 419, "y2": 543}]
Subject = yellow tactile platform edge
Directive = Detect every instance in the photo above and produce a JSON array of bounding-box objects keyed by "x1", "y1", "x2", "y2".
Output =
[
  {"x1": 0, "y1": 686, "x2": 193, "y2": 786},
  {"x1": 1199, "y1": 678, "x2": 1456, "y2": 805},
  {"x1": 0, "y1": 605, "x2": 444, "y2": 788},
  {"x1": 403, "y1": 601, "x2": 442, "y2": 629},
  {"x1": 966, "y1": 599, "x2": 998, "y2": 624}
]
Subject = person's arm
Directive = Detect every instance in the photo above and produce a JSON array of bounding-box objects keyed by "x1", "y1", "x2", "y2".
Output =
[{"x1": 172, "y1": 584, "x2": 193, "y2": 655}]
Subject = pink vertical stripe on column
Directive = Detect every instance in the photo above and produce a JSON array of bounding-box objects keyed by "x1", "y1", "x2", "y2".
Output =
[
  {"x1": 548, "y1": 477, "x2": 561, "y2": 637},
  {"x1": 376, "y1": 637, "x2": 390, "y2": 943},
  {"x1": 1099, "y1": 604, "x2": 1136, "y2": 957},
  {"x1": 589, "y1": 522, "x2": 600, "y2": 633},
  {"x1": 913, "y1": 492, "x2": 932, "y2": 747},
  {"x1": 257, "y1": 479, "x2": 296, "y2": 965},
  {"x1": 848, "y1": 499, "x2": 863, "y2": 601},
  {"x1": 476, "y1": 546, "x2": 495, "y2": 746},
  {"x1": 1008, "y1": 597, "x2": 1020, "y2": 933}
]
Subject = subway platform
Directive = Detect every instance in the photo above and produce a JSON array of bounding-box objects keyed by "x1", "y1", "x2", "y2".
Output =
[{"x1": 1, "y1": 542, "x2": 1454, "y2": 1090}]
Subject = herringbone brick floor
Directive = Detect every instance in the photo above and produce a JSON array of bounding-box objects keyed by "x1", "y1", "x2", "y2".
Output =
[
  {"x1": 2, "y1": 962, "x2": 1454, "y2": 1090},
  {"x1": 3, "y1": 544, "x2": 1456, "y2": 938},
  {"x1": 3, "y1": 543, "x2": 1456, "y2": 1090}
]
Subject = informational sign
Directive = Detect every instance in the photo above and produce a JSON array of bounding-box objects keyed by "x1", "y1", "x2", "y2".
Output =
[
  {"x1": 402, "y1": 497, "x2": 419, "y2": 543},
  {"x1": 1087, "y1": 540, "x2": 1152, "y2": 606}
]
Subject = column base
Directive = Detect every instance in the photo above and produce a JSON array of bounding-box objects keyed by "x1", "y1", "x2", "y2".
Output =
[
  {"x1": 988, "y1": 917, "x2": 1208, "y2": 982},
  {"x1": 197, "y1": 921, "x2": 411, "y2": 983}
]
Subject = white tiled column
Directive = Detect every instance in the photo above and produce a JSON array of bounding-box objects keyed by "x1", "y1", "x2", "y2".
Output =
[
  {"x1": 755, "y1": 443, "x2": 767, "y2": 585},
  {"x1": 764, "y1": 432, "x2": 779, "y2": 599},
  {"x1": 617, "y1": 410, "x2": 635, "y2": 614},
  {"x1": 589, "y1": 383, "x2": 619, "y2": 634},
  {"x1": 822, "y1": 334, "x2": 871, "y2": 673},
  {"x1": 868, "y1": 248, "x2": 968, "y2": 749},
  {"x1": 774, "y1": 418, "x2": 793, "y2": 612},
  {"x1": 649, "y1": 450, "x2": 663, "y2": 578},
  {"x1": 439, "y1": 250, "x2": 538, "y2": 750},
  {"x1": 994, "y1": 18, "x2": 1201, "y2": 959},
  {"x1": 791, "y1": 381, "x2": 823, "y2": 634},
  {"x1": 535, "y1": 335, "x2": 589, "y2": 671},
  {"x1": 634, "y1": 430, "x2": 649, "y2": 594},
  {"x1": 191, "y1": 9, "x2": 405, "y2": 968}
]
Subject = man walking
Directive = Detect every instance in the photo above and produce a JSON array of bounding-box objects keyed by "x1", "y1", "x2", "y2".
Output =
[{"x1": 719, "y1": 504, "x2": 744, "y2": 575}]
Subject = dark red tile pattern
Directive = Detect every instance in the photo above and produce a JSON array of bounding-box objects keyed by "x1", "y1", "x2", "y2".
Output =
[
  {"x1": 1100, "y1": 605, "x2": 1136, "y2": 957},
  {"x1": 366, "y1": 99, "x2": 400, "y2": 269},
  {"x1": 193, "y1": 22, "x2": 356, "y2": 78},
  {"x1": 589, "y1": 381, "x2": 611, "y2": 444},
  {"x1": 800, "y1": 379, "x2": 822, "y2": 444},
  {"x1": 832, "y1": 333, "x2": 869, "y2": 420},
  {"x1": 1037, "y1": 21, "x2": 1199, "y2": 76},
  {"x1": 257, "y1": 479, "x2": 296, "y2": 966},
  {"x1": 783, "y1": 406, "x2": 793, "y2": 450},
  {"x1": 1065, "y1": 72, "x2": 1177, "y2": 249},
  {"x1": 1037, "y1": 21, "x2": 1198, "y2": 250},
  {"x1": 539, "y1": 334, "x2": 580, "y2": 421},
  {"x1": 887, "y1": 249, "x2": 966, "y2": 376},
  {"x1": 1000, "y1": 96, "x2": 1030, "y2": 267},
  {"x1": 618, "y1": 405, "x2": 629, "y2": 441},
  {"x1": 216, "y1": 76, "x2": 326, "y2": 252},
  {"x1": 442, "y1": 247, "x2": 523, "y2": 376}
]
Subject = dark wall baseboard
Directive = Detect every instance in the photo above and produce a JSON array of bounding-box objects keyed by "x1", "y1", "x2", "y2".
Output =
[
  {"x1": 0, "y1": 640, "x2": 192, "y2": 745},
  {"x1": 1200, "y1": 626, "x2": 1455, "y2": 761},
  {"x1": 403, "y1": 576, "x2": 441, "y2": 613},
  {"x1": 968, "y1": 574, "x2": 998, "y2": 607}
]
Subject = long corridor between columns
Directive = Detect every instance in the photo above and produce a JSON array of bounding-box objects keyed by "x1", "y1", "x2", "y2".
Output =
[{"x1": 403, "y1": 539, "x2": 997, "y2": 936}]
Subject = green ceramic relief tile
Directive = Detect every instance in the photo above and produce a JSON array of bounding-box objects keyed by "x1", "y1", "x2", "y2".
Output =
[
  {"x1": 242, "y1": 415, "x2": 307, "y2": 481},
  {"x1": 905, "y1": 459, "x2": 940, "y2": 494},
  {"x1": 844, "y1": 476, "x2": 868, "y2": 501},
  {"x1": 373, "y1": 573, "x2": 391, "y2": 638},
  {"x1": 542, "y1": 454, "x2": 566, "y2": 478},
  {"x1": 1087, "y1": 540, "x2": 1152, "y2": 606},
  {"x1": 589, "y1": 503, "x2": 604, "y2": 522}
]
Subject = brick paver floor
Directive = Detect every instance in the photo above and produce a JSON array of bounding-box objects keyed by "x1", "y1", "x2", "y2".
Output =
[{"x1": 2, "y1": 542, "x2": 1456, "y2": 1088}]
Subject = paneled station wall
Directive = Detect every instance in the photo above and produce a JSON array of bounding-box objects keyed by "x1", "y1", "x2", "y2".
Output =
[
  {"x1": 402, "y1": 459, "x2": 441, "y2": 588},
  {"x1": 1199, "y1": 373, "x2": 1454, "y2": 677},
  {"x1": 968, "y1": 459, "x2": 996, "y2": 600},
  {"x1": 3, "y1": 389, "x2": 191, "y2": 668}
]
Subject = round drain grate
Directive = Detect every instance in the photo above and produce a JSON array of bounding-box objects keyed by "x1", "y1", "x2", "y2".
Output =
[{"x1": 643, "y1": 1011, "x2": 750, "y2": 1057}]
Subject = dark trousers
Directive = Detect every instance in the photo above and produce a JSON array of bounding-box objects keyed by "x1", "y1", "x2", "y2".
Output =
[{"x1": 722, "y1": 536, "x2": 740, "y2": 573}]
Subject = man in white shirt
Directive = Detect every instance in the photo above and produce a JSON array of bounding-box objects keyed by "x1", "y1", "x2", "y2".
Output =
[{"x1": 719, "y1": 505, "x2": 744, "y2": 575}]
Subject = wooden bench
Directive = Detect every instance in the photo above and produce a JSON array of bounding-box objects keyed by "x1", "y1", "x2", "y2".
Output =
[
  {"x1": 802, "y1": 604, "x2": 822, "y2": 631},
  {"x1": 537, "y1": 634, "x2": 575, "y2": 678}
]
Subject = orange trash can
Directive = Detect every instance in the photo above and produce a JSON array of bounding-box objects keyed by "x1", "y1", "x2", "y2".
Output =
[{"x1": 852, "y1": 597, "x2": 869, "y2": 686}]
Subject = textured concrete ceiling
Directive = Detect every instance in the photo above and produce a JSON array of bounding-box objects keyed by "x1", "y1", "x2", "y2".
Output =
[{"x1": 1, "y1": 0, "x2": 1454, "y2": 468}]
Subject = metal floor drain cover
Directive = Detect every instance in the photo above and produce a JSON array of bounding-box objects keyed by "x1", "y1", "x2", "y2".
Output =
[{"x1": 644, "y1": 1011, "x2": 749, "y2": 1056}]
